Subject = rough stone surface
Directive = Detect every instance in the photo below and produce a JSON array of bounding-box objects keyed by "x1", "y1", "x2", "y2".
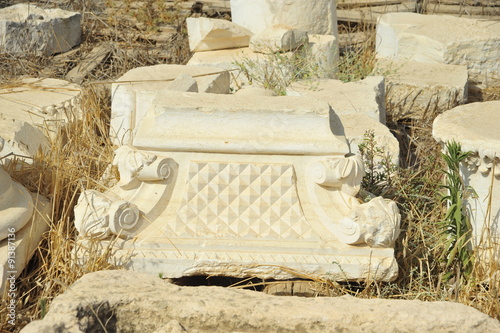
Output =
[
  {"x1": 0, "y1": 3, "x2": 81, "y2": 55},
  {"x1": 230, "y1": 0, "x2": 338, "y2": 36},
  {"x1": 21, "y1": 270, "x2": 500, "y2": 333},
  {"x1": 376, "y1": 59, "x2": 468, "y2": 119},
  {"x1": 376, "y1": 13, "x2": 500, "y2": 89},
  {"x1": 250, "y1": 25, "x2": 309, "y2": 53},
  {"x1": 75, "y1": 92, "x2": 401, "y2": 282},
  {"x1": 308, "y1": 34, "x2": 339, "y2": 78},
  {"x1": 168, "y1": 73, "x2": 199, "y2": 92},
  {"x1": 0, "y1": 78, "x2": 82, "y2": 160},
  {"x1": 433, "y1": 101, "x2": 500, "y2": 263},
  {"x1": 338, "y1": 113, "x2": 400, "y2": 167},
  {"x1": 110, "y1": 64, "x2": 230, "y2": 145},
  {"x1": 187, "y1": 47, "x2": 260, "y2": 88},
  {"x1": 0, "y1": 150, "x2": 51, "y2": 294},
  {"x1": 288, "y1": 76, "x2": 386, "y2": 123},
  {"x1": 186, "y1": 17, "x2": 253, "y2": 52}
]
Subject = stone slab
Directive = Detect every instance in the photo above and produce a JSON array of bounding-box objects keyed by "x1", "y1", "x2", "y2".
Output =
[
  {"x1": 376, "y1": 59, "x2": 468, "y2": 119},
  {"x1": 376, "y1": 13, "x2": 500, "y2": 89},
  {"x1": 0, "y1": 78, "x2": 81, "y2": 160},
  {"x1": 288, "y1": 76, "x2": 386, "y2": 123},
  {"x1": 433, "y1": 101, "x2": 500, "y2": 263},
  {"x1": 186, "y1": 17, "x2": 253, "y2": 52},
  {"x1": 250, "y1": 25, "x2": 309, "y2": 53},
  {"x1": 230, "y1": 0, "x2": 339, "y2": 36},
  {"x1": 0, "y1": 3, "x2": 81, "y2": 56},
  {"x1": 20, "y1": 270, "x2": 500, "y2": 333},
  {"x1": 110, "y1": 64, "x2": 230, "y2": 145}
]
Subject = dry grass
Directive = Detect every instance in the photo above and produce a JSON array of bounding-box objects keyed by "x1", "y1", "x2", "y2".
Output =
[{"x1": 0, "y1": 1, "x2": 499, "y2": 332}]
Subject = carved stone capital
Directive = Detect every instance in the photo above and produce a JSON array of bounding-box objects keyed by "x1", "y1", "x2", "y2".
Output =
[
  {"x1": 74, "y1": 190, "x2": 140, "y2": 239},
  {"x1": 466, "y1": 152, "x2": 500, "y2": 178},
  {"x1": 113, "y1": 146, "x2": 173, "y2": 189},
  {"x1": 307, "y1": 155, "x2": 400, "y2": 248}
]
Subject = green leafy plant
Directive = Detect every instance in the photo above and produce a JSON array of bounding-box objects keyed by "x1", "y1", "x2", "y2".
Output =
[
  {"x1": 440, "y1": 140, "x2": 475, "y2": 282},
  {"x1": 358, "y1": 130, "x2": 396, "y2": 196}
]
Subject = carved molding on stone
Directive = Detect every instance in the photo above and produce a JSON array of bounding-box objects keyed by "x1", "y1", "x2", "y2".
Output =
[
  {"x1": 465, "y1": 152, "x2": 500, "y2": 178},
  {"x1": 307, "y1": 155, "x2": 400, "y2": 248},
  {"x1": 113, "y1": 146, "x2": 173, "y2": 189},
  {"x1": 74, "y1": 190, "x2": 141, "y2": 239}
]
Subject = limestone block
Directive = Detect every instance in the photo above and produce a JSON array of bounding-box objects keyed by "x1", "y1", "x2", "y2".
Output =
[
  {"x1": 288, "y1": 76, "x2": 386, "y2": 123},
  {"x1": 0, "y1": 146, "x2": 51, "y2": 293},
  {"x1": 230, "y1": 0, "x2": 339, "y2": 37},
  {"x1": 376, "y1": 59, "x2": 468, "y2": 120},
  {"x1": 187, "y1": 47, "x2": 260, "y2": 89},
  {"x1": 168, "y1": 73, "x2": 199, "y2": 92},
  {"x1": 433, "y1": 101, "x2": 500, "y2": 265},
  {"x1": 20, "y1": 270, "x2": 500, "y2": 333},
  {"x1": 110, "y1": 64, "x2": 230, "y2": 145},
  {"x1": 233, "y1": 85, "x2": 277, "y2": 97},
  {"x1": 309, "y1": 34, "x2": 339, "y2": 78},
  {"x1": 376, "y1": 13, "x2": 500, "y2": 89},
  {"x1": 0, "y1": 4, "x2": 81, "y2": 56},
  {"x1": 250, "y1": 25, "x2": 309, "y2": 53},
  {"x1": 0, "y1": 78, "x2": 82, "y2": 161},
  {"x1": 338, "y1": 113, "x2": 399, "y2": 167},
  {"x1": 186, "y1": 17, "x2": 253, "y2": 52},
  {"x1": 75, "y1": 92, "x2": 401, "y2": 282}
]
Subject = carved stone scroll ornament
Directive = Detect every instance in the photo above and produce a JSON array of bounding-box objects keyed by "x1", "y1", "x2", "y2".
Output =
[
  {"x1": 465, "y1": 152, "x2": 500, "y2": 178},
  {"x1": 307, "y1": 155, "x2": 401, "y2": 248},
  {"x1": 74, "y1": 146, "x2": 176, "y2": 239},
  {"x1": 113, "y1": 146, "x2": 172, "y2": 189},
  {"x1": 74, "y1": 190, "x2": 141, "y2": 239}
]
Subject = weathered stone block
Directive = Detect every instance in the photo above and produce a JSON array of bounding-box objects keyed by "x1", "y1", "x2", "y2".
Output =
[
  {"x1": 0, "y1": 146, "x2": 51, "y2": 294},
  {"x1": 75, "y1": 92, "x2": 401, "y2": 282},
  {"x1": 230, "y1": 0, "x2": 339, "y2": 36},
  {"x1": 20, "y1": 270, "x2": 500, "y2": 333},
  {"x1": 250, "y1": 25, "x2": 309, "y2": 53},
  {"x1": 0, "y1": 78, "x2": 82, "y2": 161},
  {"x1": 0, "y1": 4, "x2": 81, "y2": 55},
  {"x1": 110, "y1": 64, "x2": 230, "y2": 145},
  {"x1": 288, "y1": 76, "x2": 386, "y2": 123},
  {"x1": 308, "y1": 34, "x2": 339, "y2": 78},
  {"x1": 433, "y1": 101, "x2": 500, "y2": 266},
  {"x1": 376, "y1": 59, "x2": 468, "y2": 120},
  {"x1": 186, "y1": 17, "x2": 253, "y2": 52},
  {"x1": 376, "y1": 13, "x2": 500, "y2": 90}
]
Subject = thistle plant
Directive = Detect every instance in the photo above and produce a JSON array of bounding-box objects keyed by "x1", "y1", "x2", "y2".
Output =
[{"x1": 440, "y1": 140, "x2": 475, "y2": 282}]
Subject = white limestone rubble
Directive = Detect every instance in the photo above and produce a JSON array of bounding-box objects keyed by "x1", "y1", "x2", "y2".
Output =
[{"x1": 186, "y1": 17, "x2": 253, "y2": 52}]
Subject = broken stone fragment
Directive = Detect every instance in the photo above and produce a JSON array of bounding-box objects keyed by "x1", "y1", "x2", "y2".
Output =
[
  {"x1": 110, "y1": 64, "x2": 230, "y2": 145},
  {"x1": 376, "y1": 13, "x2": 500, "y2": 91},
  {"x1": 0, "y1": 3, "x2": 81, "y2": 55},
  {"x1": 0, "y1": 78, "x2": 82, "y2": 161},
  {"x1": 375, "y1": 59, "x2": 468, "y2": 120},
  {"x1": 186, "y1": 17, "x2": 253, "y2": 52},
  {"x1": 230, "y1": 0, "x2": 338, "y2": 36},
  {"x1": 250, "y1": 25, "x2": 309, "y2": 53},
  {"x1": 168, "y1": 73, "x2": 199, "y2": 92},
  {"x1": 288, "y1": 76, "x2": 386, "y2": 123}
]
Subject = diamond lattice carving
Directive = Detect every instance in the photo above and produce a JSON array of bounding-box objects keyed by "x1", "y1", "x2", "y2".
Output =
[{"x1": 173, "y1": 162, "x2": 313, "y2": 239}]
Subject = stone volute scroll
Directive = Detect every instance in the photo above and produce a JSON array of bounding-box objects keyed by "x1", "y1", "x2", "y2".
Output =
[
  {"x1": 75, "y1": 91, "x2": 402, "y2": 282},
  {"x1": 74, "y1": 146, "x2": 178, "y2": 239}
]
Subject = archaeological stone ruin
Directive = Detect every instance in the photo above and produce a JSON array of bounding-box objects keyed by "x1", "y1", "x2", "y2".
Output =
[{"x1": 0, "y1": 0, "x2": 499, "y2": 331}]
